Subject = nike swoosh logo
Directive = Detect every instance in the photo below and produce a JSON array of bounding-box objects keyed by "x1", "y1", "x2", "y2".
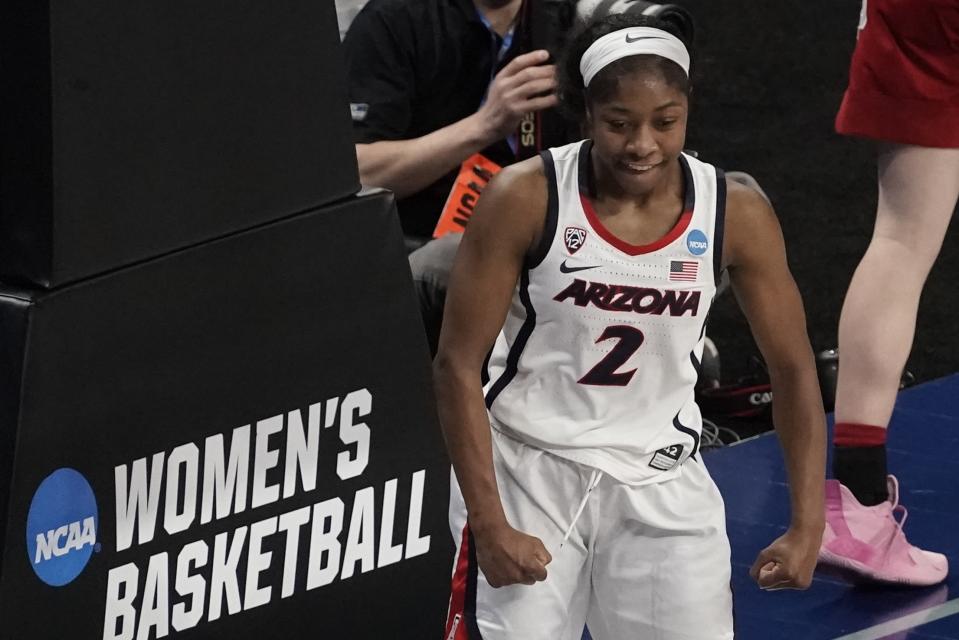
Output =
[
  {"x1": 560, "y1": 260, "x2": 601, "y2": 274},
  {"x1": 625, "y1": 33, "x2": 667, "y2": 43}
]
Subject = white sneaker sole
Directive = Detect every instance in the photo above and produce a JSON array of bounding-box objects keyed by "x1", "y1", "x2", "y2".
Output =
[{"x1": 818, "y1": 548, "x2": 947, "y2": 587}]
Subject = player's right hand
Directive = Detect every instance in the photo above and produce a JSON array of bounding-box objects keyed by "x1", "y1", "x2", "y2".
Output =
[
  {"x1": 472, "y1": 521, "x2": 552, "y2": 588},
  {"x1": 476, "y1": 49, "x2": 558, "y2": 143}
]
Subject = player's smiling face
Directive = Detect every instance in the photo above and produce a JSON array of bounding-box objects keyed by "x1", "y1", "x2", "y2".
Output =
[{"x1": 586, "y1": 71, "x2": 688, "y2": 196}]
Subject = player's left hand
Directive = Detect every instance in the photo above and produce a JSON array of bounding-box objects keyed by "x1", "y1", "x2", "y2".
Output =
[{"x1": 749, "y1": 525, "x2": 823, "y2": 591}]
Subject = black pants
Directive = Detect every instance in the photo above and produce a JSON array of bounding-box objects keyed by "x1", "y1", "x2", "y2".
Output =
[{"x1": 408, "y1": 233, "x2": 462, "y2": 357}]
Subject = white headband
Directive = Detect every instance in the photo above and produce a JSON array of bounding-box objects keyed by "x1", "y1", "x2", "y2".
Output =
[{"x1": 579, "y1": 27, "x2": 690, "y2": 88}]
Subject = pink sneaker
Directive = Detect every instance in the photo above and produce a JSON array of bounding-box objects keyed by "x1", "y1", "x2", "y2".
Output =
[{"x1": 818, "y1": 475, "x2": 948, "y2": 586}]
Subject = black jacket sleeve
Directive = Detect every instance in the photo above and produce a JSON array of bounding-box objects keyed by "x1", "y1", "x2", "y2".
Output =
[{"x1": 342, "y1": 1, "x2": 417, "y2": 144}]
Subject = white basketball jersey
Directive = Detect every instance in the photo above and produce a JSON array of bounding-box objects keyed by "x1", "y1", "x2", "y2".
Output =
[{"x1": 484, "y1": 140, "x2": 727, "y2": 485}]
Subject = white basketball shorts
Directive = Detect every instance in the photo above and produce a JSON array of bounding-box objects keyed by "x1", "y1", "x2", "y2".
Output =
[{"x1": 444, "y1": 427, "x2": 734, "y2": 640}]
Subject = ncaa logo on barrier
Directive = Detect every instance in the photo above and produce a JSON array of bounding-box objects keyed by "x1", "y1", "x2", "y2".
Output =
[
  {"x1": 26, "y1": 468, "x2": 99, "y2": 586},
  {"x1": 686, "y1": 229, "x2": 709, "y2": 256}
]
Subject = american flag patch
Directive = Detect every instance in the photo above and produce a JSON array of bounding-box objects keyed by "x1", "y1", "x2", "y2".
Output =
[{"x1": 669, "y1": 260, "x2": 698, "y2": 281}]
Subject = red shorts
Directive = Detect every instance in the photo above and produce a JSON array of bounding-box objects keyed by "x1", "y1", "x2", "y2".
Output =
[{"x1": 835, "y1": 0, "x2": 959, "y2": 148}]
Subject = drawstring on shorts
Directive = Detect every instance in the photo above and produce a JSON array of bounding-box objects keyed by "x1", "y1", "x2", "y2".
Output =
[{"x1": 560, "y1": 468, "x2": 603, "y2": 548}]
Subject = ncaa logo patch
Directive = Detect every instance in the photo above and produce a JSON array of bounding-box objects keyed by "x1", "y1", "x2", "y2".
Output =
[
  {"x1": 686, "y1": 229, "x2": 709, "y2": 256},
  {"x1": 26, "y1": 468, "x2": 98, "y2": 587},
  {"x1": 564, "y1": 226, "x2": 587, "y2": 254}
]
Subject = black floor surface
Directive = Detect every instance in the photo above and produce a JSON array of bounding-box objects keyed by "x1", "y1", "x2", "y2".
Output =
[{"x1": 678, "y1": 0, "x2": 958, "y2": 388}]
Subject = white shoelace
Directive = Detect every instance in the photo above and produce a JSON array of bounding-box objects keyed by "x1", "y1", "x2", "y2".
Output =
[{"x1": 560, "y1": 469, "x2": 603, "y2": 548}]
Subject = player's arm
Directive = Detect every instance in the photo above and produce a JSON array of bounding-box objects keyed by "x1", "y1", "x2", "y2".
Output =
[
  {"x1": 723, "y1": 180, "x2": 826, "y2": 590},
  {"x1": 356, "y1": 51, "x2": 558, "y2": 199},
  {"x1": 433, "y1": 158, "x2": 553, "y2": 587}
]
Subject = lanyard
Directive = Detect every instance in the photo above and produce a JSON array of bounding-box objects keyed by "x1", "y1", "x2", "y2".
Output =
[
  {"x1": 477, "y1": 11, "x2": 516, "y2": 68},
  {"x1": 477, "y1": 10, "x2": 519, "y2": 154}
]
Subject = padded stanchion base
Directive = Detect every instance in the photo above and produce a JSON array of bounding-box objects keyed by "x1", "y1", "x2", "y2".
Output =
[
  {"x1": 1, "y1": 0, "x2": 359, "y2": 287},
  {"x1": 0, "y1": 191, "x2": 451, "y2": 639}
]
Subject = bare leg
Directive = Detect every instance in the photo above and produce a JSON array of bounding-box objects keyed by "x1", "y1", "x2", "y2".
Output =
[
  {"x1": 820, "y1": 145, "x2": 957, "y2": 587},
  {"x1": 834, "y1": 144, "x2": 959, "y2": 428}
]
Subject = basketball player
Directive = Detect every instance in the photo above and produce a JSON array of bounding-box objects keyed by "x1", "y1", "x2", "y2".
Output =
[
  {"x1": 818, "y1": 0, "x2": 957, "y2": 586},
  {"x1": 434, "y1": 14, "x2": 826, "y2": 639}
]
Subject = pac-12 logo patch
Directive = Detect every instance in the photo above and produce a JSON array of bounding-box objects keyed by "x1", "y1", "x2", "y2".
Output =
[
  {"x1": 565, "y1": 226, "x2": 587, "y2": 254},
  {"x1": 686, "y1": 229, "x2": 709, "y2": 256},
  {"x1": 26, "y1": 468, "x2": 98, "y2": 586}
]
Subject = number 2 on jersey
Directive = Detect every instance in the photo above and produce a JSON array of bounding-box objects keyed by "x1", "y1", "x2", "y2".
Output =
[{"x1": 579, "y1": 325, "x2": 645, "y2": 386}]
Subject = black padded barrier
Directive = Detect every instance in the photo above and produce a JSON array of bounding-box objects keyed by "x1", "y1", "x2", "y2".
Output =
[
  {"x1": 0, "y1": 192, "x2": 452, "y2": 639},
  {"x1": 0, "y1": 288, "x2": 31, "y2": 575},
  {"x1": 0, "y1": 0, "x2": 360, "y2": 288}
]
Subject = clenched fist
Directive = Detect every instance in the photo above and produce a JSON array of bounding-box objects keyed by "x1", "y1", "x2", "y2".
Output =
[
  {"x1": 473, "y1": 521, "x2": 553, "y2": 588},
  {"x1": 750, "y1": 525, "x2": 823, "y2": 591}
]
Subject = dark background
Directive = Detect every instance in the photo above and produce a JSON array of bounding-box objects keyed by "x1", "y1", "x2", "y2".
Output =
[{"x1": 678, "y1": 0, "x2": 957, "y2": 388}]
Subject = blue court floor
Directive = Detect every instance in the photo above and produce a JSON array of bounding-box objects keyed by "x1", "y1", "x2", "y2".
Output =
[{"x1": 707, "y1": 374, "x2": 959, "y2": 639}]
